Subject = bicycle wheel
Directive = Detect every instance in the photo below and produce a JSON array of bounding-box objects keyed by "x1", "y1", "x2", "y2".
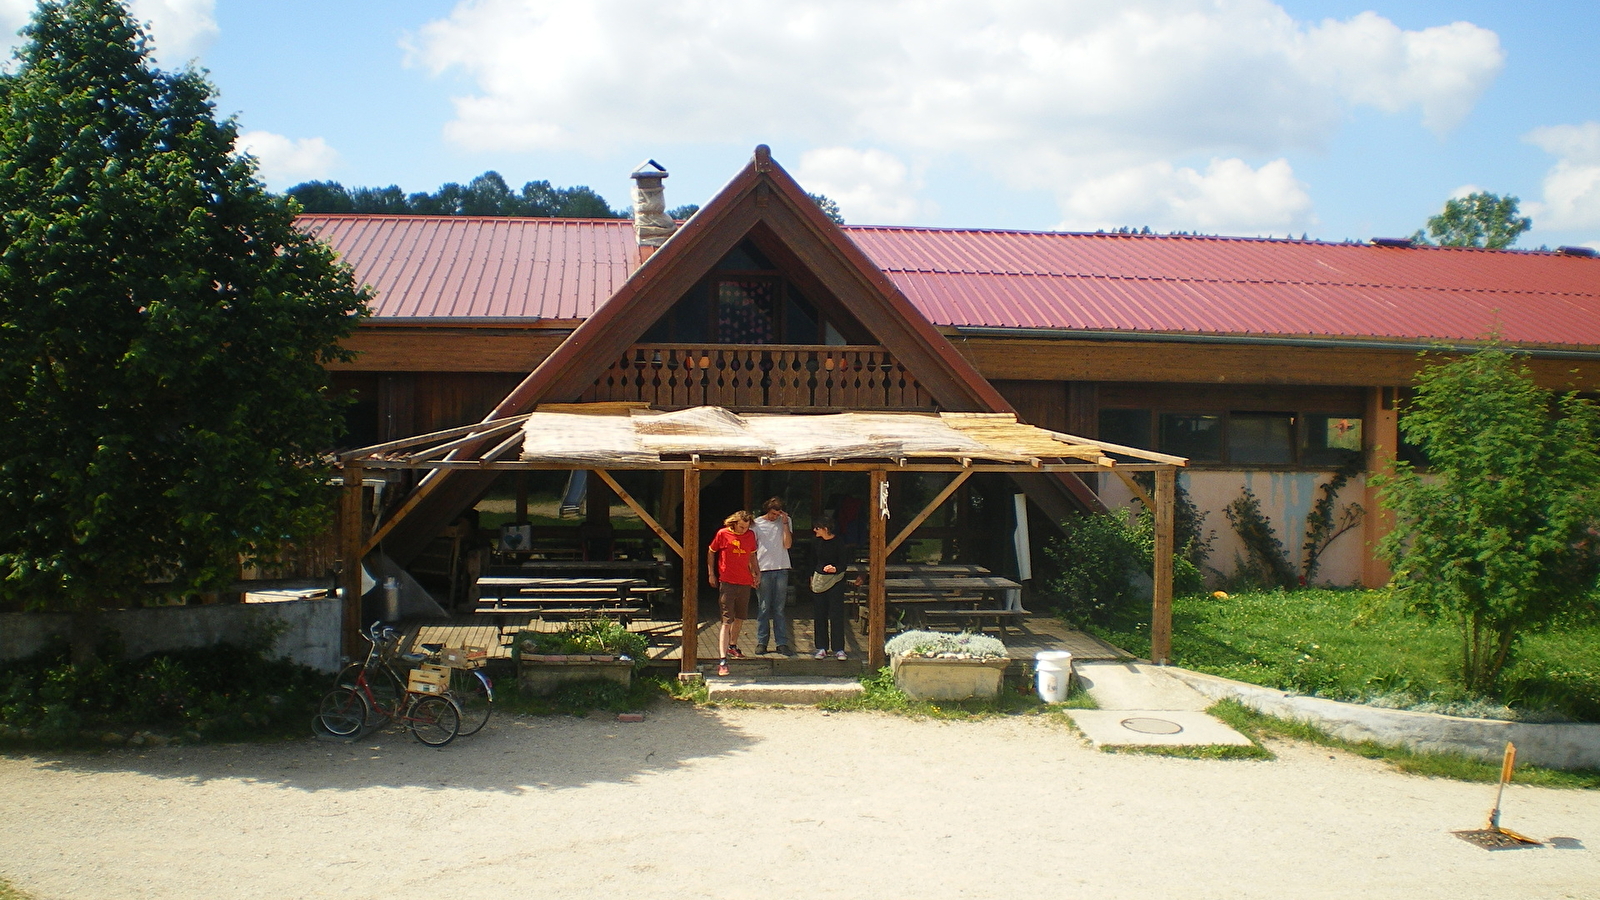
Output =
[
  {"x1": 315, "y1": 688, "x2": 369, "y2": 737},
  {"x1": 407, "y1": 694, "x2": 461, "y2": 747},
  {"x1": 448, "y1": 668, "x2": 493, "y2": 736}
]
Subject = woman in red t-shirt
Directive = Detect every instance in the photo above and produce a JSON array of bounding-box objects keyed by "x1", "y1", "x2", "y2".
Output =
[{"x1": 707, "y1": 510, "x2": 760, "y2": 676}]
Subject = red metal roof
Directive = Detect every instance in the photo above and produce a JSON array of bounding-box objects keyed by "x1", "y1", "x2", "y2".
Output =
[
  {"x1": 849, "y1": 227, "x2": 1600, "y2": 347},
  {"x1": 302, "y1": 215, "x2": 1600, "y2": 348},
  {"x1": 299, "y1": 215, "x2": 635, "y2": 321}
]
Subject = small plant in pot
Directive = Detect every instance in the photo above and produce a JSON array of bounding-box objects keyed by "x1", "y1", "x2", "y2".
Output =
[{"x1": 884, "y1": 630, "x2": 1011, "y2": 701}]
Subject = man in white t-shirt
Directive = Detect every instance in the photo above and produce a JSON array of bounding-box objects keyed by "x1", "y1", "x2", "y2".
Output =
[{"x1": 750, "y1": 496, "x2": 793, "y2": 655}]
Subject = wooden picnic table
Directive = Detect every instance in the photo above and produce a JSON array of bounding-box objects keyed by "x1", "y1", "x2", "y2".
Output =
[
  {"x1": 855, "y1": 574, "x2": 1025, "y2": 635},
  {"x1": 846, "y1": 564, "x2": 991, "y2": 576},
  {"x1": 474, "y1": 575, "x2": 666, "y2": 627},
  {"x1": 498, "y1": 558, "x2": 669, "y2": 581}
]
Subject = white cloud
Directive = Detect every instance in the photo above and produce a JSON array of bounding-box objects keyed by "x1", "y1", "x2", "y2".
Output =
[
  {"x1": 3, "y1": 0, "x2": 216, "y2": 64},
  {"x1": 129, "y1": 0, "x2": 217, "y2": 63},
  {"x1": 408, "y1": 0, "x2": 1502, "y2": 230},
  {"x1": 1057, "y1": 158, "x2": 1315, "y2": 234},
  {"x1": 795, "y1": 147, "x2": 935, "y2": 224},
  {"x1": 1524, "y1": 122, "x2": 1600, "y2": 231},
  {"x1": 1305, "y1": 13, "x2": 1502, "y2": 135},
  {"x1": 236, "y1": 131, "x2": 341, "y2": 187}
]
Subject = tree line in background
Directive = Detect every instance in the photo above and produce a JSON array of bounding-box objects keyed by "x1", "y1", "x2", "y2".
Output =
[
  {"x1": 286, "y1": 172, "x2": 848, "y2": 225},
  {"x1": 287, "y1": 171, "x2": 626, "y2": 218}
]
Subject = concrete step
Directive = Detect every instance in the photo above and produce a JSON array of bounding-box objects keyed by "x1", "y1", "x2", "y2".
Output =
[
  {"x1": 706, "y1": 676, "x2": 865, "y2": 705},
  {"x1": 1074, "y1": 660, "x2": 1211, "y2": 711},
  {"x1": 713, "y1": 656, "x2": 868, "y2": 677}
]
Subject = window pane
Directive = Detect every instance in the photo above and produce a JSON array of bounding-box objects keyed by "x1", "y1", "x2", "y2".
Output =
[
  {"x1": 1301, "y1": 414, "x2": 1363, "y2": 467},
  {"x1": 1159, "y1": 413, "x2": 1222, "y2": 462},
  {"x1": 1229, "y1": 412, "x2": 1294, "y2": 465},
  {"x1": 715, "y1": 279, "x2": 777, "y2": 343},
  {"x1": 1099, "y1": 409, "x2": 1152, "y2": 449}
]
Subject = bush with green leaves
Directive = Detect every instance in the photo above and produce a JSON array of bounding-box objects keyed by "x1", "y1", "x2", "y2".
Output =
[
  {"x1": 1040, "y1": 505, "x2": 1205, "y2": 626},
  {"x1": 884, "y1": 630, "x2": 1007, "y2": 659},
  {"x1": 514, "y1": 619, "x2": 648, "y2": 668},
  {"x1": 0, "y1": 631, "x2": 324, "y2": 745},
  {"x1": 1377, "y1": 345, "x2": 1600, "y2": 693}
]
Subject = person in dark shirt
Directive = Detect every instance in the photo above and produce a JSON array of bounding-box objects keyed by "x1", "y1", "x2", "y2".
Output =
[{"x1": 809, "y1": 517, "x2": 850, "y2": 660}]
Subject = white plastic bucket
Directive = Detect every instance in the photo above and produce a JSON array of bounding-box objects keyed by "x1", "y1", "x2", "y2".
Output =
[{"x1": 1035, "y1": 651, "x2": 1073, "y2": 702}]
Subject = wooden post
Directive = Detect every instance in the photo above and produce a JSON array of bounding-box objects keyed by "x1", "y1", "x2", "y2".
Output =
[
  {"x1": 1362, "y1": 387, "x2": 1400, "y2": 588},
  {"x1": 868, "y1": 469, "x2": 888, "y2": 670},
  {"x1": 340, "y1": 462, "x2": 366, "y2": 662},
  {"x1": 680, "y1": 467, "x2": 701, "y2": 675},
  {"x1": 1151, "y1": 467, "x2": 1175, "y2": 665}
]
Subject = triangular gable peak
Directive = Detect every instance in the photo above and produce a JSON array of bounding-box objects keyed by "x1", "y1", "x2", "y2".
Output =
[
  {"x1": 370, "y1": 146, "x2": 1095, "y2": 561},
  {"x1": 484, "y1": 145, "x2": 1010, "y2": 418}
]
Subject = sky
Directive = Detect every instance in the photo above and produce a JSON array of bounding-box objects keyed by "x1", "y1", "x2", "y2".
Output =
[{"x1": 5, "y1": 0, "x2": 1600, "y2": 249}]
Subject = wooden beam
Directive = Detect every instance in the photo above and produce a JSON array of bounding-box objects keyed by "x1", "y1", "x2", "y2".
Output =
[
  {"x1": 1111, "y1": 467, "x2": 1155, "y2": 510},
  {"x1": 1151, "y1": 467, "x2": 1175, "y2": 665},
  {"x1": 593, "y1": 468, "x2": 684, "y2": 559},
  {"x1": 868, "y1": 469, "x2": 888, "y2": 669},
  {"x1": 340, "y1": 463, "x2": 366, "y2": 662},
  {"x1": 886, "y1": 470, "x2": 973, "y2": 556},
  {"x1": 680, "y1": 468, "x2": 701, "y2": 675},
  {"x1": 338, "y1": 414, "x2": 530, "y2": 462}
]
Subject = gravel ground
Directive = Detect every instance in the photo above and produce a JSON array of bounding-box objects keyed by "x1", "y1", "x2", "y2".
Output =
[{"x1": 2, "y1": 704, "x2": 1598, "y2": 900}]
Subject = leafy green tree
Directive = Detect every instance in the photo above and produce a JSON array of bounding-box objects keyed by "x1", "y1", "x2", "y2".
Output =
[
  {"x1": 666, "y1": 204, "x2": 701, "y2": 220},
  {"x1": 1377, "y1": 346, "x2": 1600, "y2": 692},
  {"x1": 808, "y1": 192, "x2": 845, "y2": 225},
  {"x1": 0, "y1": 0, "x2": 369, "y2": 614},
  {"x1": 1414, "y1": 192, "x2": 1532, "y2": 249}
]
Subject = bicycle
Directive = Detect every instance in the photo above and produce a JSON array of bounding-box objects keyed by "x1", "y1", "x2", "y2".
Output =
[{"x1": 315, "y1": 623, "x2": 463, "y2": 747}]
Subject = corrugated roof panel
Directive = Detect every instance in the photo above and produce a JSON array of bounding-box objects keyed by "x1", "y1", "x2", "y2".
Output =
[
  {"x1": 299, "y1": 215, "x2": 635, "y2": 319},
  {"x1": 300, "y1": 216, "x2": 1600, "y2": 348}
]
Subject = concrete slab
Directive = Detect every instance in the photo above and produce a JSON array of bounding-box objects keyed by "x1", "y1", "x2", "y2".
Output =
[
  {"x1": 1074, "y1": 660, "x2": 1211, "y2": 711},
  {"x1": 706, "y1": 676, "x2": 864, "y2": 705},
  {"x1": 1066, "y1": 709, "x2": 1256, "y2": 748}
]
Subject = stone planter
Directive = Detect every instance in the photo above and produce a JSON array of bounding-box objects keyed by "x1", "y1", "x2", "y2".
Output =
[
  {"x1": 891, "y1": 655, "x2": 1011, "y2": 701},
  {"x1": 517, "y1": 654, "x2": 634, "y2": 695}
]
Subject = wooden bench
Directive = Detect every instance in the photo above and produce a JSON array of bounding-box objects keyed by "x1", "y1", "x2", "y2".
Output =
[{"x1": 920, "y1": 608, "x2": 1027, "y2": 635}]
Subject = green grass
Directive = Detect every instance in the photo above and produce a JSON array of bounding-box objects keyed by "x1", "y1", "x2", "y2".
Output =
[
  {"x1": 0, "y1": 877, "x2": 35, "y2": 900},
  {"x1": 1089, "y1": 588, "x2": 1600, "y2": 722},
  {"x1": 1209, "y1": 699, "x2": 1600, "y2": 788}
]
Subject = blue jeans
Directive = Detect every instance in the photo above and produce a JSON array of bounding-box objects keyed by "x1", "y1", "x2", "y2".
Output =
[{"x1": 756, "y1": 569, "x2": 791, "y2": 648}]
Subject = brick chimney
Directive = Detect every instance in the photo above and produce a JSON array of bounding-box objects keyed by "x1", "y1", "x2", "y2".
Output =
[{"x1": 631, "y1": 159, "x2": 677, "y2": 266}]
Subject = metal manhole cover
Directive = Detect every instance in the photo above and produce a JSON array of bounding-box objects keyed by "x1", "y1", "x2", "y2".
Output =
[{"x1": 1120, "y1": 716, "x2": 1183, "y2": 735}]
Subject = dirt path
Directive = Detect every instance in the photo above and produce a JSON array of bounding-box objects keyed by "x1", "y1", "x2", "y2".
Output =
[{"x1": 2, "y1": 705, "x2": 1597, "y2": 900}]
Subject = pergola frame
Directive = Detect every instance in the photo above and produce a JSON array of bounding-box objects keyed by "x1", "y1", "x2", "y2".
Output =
[{"x1": 337, "y1": 413, "x2": 1185, "y2": 671}]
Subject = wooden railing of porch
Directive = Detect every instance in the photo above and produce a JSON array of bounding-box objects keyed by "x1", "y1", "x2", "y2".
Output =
[{"x1": 581, "y1": 344, "x2": 936, "y2": 411}]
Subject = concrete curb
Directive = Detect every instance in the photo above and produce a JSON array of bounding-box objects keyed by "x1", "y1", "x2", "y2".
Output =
[{"x1": 1164, "y1": 667, "x2": 1600, "y2": 771}]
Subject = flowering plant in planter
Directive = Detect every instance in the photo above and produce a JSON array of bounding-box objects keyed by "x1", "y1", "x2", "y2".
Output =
[
  {"x1": 885, "y1": 631, "x2": 1010, "y2": 700},
  {"x1": 885, "y1": 630, "x2": 1007, "y2": 660}
]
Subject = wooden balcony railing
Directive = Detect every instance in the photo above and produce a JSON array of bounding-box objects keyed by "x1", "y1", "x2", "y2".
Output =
[{"x1": 581, "y1": 344, "x2": 935, "y2": 411}]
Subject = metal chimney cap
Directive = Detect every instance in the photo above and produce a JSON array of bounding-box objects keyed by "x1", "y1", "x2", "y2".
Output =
[{"x1": 631, "y1": 159, "x2": 669, "y2": 180}]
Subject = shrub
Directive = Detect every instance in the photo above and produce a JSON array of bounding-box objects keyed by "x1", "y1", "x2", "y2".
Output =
[
  {"x1": 0, "y1": 632, "x2": 323, "y2": 745},
  {"x1": 1040, "y1": 507, "x2": 1204, "y2": 626}
]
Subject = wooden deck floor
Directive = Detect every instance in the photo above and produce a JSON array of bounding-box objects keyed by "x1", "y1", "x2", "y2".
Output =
[{"x1": 409, "y1": 609, "x2": 1126, "y2": 666}]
